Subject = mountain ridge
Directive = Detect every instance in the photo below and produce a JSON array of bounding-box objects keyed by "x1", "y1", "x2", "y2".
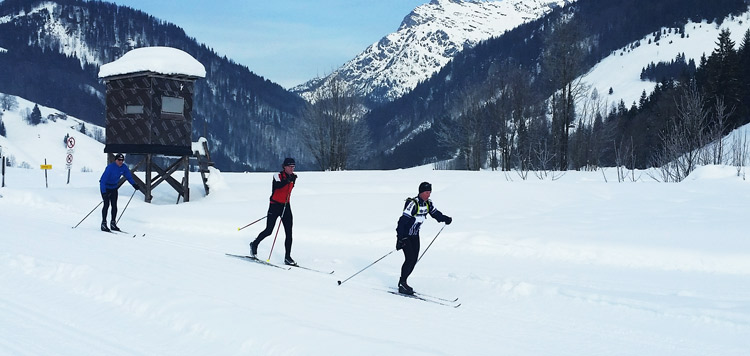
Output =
[{"x1": 292, "y1": 0, "x2": 572, "y2": 104}]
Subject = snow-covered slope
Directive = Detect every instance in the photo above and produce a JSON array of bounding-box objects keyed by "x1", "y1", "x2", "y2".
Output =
[
  {"x1": 0, "y1": 93, "x2": 105, "y2": 171},
  {"x1": 577, "y1": 10, "x2": 750, "y2": 116},
  {"x1": 293, "y1": 0, "x2": 572, "y2": 103}
]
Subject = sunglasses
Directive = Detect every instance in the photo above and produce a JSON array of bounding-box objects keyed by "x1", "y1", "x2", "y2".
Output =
[{"x1": 116, "y1": 158, "x2": 124, "y2": 161}]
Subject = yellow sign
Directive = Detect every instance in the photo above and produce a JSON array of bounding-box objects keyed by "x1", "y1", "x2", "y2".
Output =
[{"x1": 40, "y1": 165, "x2": 52, "y2": 170}]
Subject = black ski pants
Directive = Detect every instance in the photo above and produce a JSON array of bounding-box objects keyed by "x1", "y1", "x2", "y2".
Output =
[
  {"x1": 254, "y1": 202, "x2": 293, "y2": 258},
  {"x1": 101, "y1": 189, "x2": 118, "y2": 222},
  {"x1": 400, "y1": 235, "x2": 421, "y2": 283}
]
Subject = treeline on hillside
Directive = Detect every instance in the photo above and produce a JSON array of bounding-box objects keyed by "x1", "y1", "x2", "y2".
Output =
[
  {"x1": 640, "y1": 53, "x2": 697, "y2": 82},
  {"x1": 596, "y1": 28, "x2": 750, "y2": 180},
  {"x1": 364, "y1": 0, "x2": 748, "y2": 170},
  {"x1": 436, "y1": 28, "x2": 750, "y2": 182}
]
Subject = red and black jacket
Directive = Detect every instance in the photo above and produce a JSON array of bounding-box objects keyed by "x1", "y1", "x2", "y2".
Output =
[{"x1": 270, "y1": 171, "x2": 295, "y2": 204}]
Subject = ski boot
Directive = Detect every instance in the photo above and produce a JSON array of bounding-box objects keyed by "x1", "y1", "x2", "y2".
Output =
[
  {"x1": 101, "y1": 221, "x2": 111, "y2": 232},
  {"x1": 398, "y1": 280, "x2": 414, "y2": 295},
  {"x1": 110, "y1": 220, "x2": 121, "y2": 232},
  {"x1": 249, "y1": 240, "x2": 258, "y2": 258},
  {"x1": 284, "y1": 256, "x2": 298, "y2": 266}
]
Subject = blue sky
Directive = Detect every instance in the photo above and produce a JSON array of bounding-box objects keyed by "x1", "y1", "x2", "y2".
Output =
[{"x1": 109, "y1": 0, "x2": 429, "y2": 88}]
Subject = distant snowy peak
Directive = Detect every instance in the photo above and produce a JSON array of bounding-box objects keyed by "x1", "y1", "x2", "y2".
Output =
[{"x1": 293, "y1": 0, "x2": 572, "y2": 103}]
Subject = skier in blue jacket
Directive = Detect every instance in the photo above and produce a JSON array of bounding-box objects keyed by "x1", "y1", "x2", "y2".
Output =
[{"x1": 99, "y1": 153, "x2": 139, "y2": 232}]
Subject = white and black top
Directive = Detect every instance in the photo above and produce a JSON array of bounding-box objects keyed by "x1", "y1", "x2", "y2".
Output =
[{"x1": 396, "y1": 196, "x2": 448, "y2": 238}]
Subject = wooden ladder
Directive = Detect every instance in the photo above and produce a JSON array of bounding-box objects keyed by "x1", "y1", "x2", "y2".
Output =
[{"x1": 194, "y1": 140, "x2": 214, "y2": 195}]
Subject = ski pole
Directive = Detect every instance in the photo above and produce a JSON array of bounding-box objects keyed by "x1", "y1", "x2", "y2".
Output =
[
  {"x1": 417, "y1": 224, "x2": 446, "y2": 262},
  {"x1": 72, "y1": 201, "x2": 103, "y2": 228},
  {"x1": 337, "y1": 249, "x2": 396, "y2": 286},
  {"x1": 237, "y1": 215, "x2": 267, "y2": 231},
  {"x1": 116, "y1": 188, "x2": 137, "y2": 225},
  {"x1": 266, "y1": 201, "x2": 289, "y2": 262}
]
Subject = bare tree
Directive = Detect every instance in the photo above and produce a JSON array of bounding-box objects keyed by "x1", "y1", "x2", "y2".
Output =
[
  {"x1": 300, "y1": 75, "x2": 371, "y2": 171},
  {"x1": 436, "y1": 105, "x2": 487, "y2": 170},
  {"x1": 0, "y1": 94, "x2": 19, "y2": 111},
  {"x1": 613, "y1": 137, "x2": 639, "y2": 182},
  {"x1": 653, "y1": 81, "x2": 709, "y2": 182},
  {"x1": 704, "y1": 96, "x2": 734, "y2": 165},
  {"x1": 731, "y1": 131, "x2": 748, "y2": 179},
  {"x1": 543, "y1": 17, "x2": 587, "y2": 171}
]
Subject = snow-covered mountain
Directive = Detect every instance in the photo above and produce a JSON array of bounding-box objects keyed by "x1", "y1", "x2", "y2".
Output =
[{"x1": 292, "y1": 0, "x2": 572, "y2": 104}]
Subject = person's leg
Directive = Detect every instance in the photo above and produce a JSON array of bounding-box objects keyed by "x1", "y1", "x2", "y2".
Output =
[
  {"x1": 281, "y1": 207, "x2": 293, "y2": 260},
  {"x1": 253, "y1": 204, "x2": 281, "y2": 247},
  {"x1": 101, "y1": 192, "x2": 111, "y2": 231},
  {"x1": 109, "y1": 189, "x2": 119, "y2": 223},
  {"x1": 101, "y1": 192, "x2": 110, "y2": 223},
  {"x1": 399, "y1": 237, "x2": 420, "y2": 293}
]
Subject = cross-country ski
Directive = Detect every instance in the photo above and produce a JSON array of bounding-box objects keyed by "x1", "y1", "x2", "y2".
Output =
[
  {"x1": 385, "y1": 290, "x2": 461, "y2": 308},
  {"x1": 387, "y1": 287, "x2": 458, "y2": 303},
  {"x1": 225, "y1": 253, "x2": 291, "y2": 270},
  {"x1": 289, "y1": 264, "x2": 334, "y2": 274}
]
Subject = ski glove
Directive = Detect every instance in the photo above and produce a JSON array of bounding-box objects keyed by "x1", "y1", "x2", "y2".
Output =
[
  {"x1": 287, "y1": 174, "x2": 297, "y2": 184},
  {"x1": 444, "y1": 216, "x2": 452, "y2": 225},
  {"x1": 132, "y1": 183, "x2": 140, "y2": 190},
  {"x1": 396, "y1": 236, "x2": 409, "y2": 250}
]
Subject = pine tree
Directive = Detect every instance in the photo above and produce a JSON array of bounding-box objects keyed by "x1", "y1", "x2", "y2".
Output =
[
  {"x1": 737, "y1": 29, "x2": 750, "y2": 123},
  {"x1": 703, "y1": 29, "x2": 741, "y2": 128},
  {"x1": 639, "y1": 90, "x2": 648, "y2": 108},
  {"x1": 30, "y1": 104, "x2": 42, "y2": 125}
]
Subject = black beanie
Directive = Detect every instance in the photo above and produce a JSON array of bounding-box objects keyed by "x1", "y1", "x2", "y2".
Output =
[
  {"x1": 283, "y1": 157, "x2": 296, "y2": 167},
  {"x1": 115, "y1": 153, "x2": 125, "y2": 160},
  {"x1": 418, "y1": 181, "x2": 432, "y2": 193}
]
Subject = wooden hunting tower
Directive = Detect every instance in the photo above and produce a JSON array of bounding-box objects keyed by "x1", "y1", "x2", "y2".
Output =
[{"x1": 99, "y1": 47, "x2": 206, "y2": 202}]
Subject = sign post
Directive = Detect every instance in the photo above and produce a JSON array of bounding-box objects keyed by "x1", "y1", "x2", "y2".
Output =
[
  {"x1": 1, "y1": 145, "x2": 4, "y2": 188},
  {"x1": 66, "y1": 136, "x2": 75, "y2": 184},
  {"x1": 41, "y1": 159, "x2": 52, "y2": 188}
]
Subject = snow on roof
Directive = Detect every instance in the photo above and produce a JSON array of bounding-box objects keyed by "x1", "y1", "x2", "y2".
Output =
[{"x1": 98, "y1": 46, "x2": 206, "y2": 79}]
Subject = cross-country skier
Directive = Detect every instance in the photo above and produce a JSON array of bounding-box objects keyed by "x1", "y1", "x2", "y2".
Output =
[
  {"x1": 395, "y1": 182, "x2": 452, "y2": 295},
  {"x1": 99, "y1": 153, "x2": 139, "y2": 232},
  {"x1": 250, "y1": 157, "x2": 298, "y2": 265}
]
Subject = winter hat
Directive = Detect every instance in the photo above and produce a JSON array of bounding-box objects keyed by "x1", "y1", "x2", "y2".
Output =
[
  {"x1": 418, "y1": 181, "x2": 432, "y2": 193},
  {"x1": 115, "y1": 153, "x2": 125, "y2": 160},
  {"x1": 282, "y1": 157, "x2": 296, "y2": 167}
]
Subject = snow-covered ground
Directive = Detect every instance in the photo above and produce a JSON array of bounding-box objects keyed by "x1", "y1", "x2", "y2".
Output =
[{"x1": 2, "y1": 160, "x2": 749, "y2": 355}]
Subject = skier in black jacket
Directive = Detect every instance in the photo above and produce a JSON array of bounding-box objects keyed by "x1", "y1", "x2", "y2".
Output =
[{"x1": 395, "y1": 182, "x2": 452, "y2": 295}]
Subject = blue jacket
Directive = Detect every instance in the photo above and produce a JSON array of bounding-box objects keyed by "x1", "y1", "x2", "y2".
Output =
[{"x1": 99, "y1": 162, "x2": 136, "y2": 193}]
